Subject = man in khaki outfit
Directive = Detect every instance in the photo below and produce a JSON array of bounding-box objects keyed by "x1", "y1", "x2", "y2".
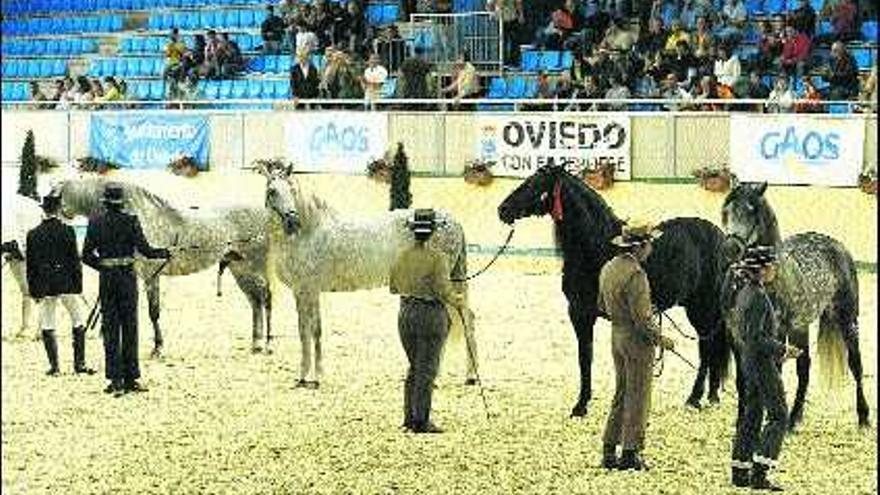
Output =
[
  {"x1": 598, "y1": 221, "x2": 675, "y2": 471},
  {"x1": 390, "y1": 209, "x2": 467, "y2": 434}
]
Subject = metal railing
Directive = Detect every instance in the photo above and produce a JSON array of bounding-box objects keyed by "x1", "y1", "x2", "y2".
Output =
[{"x1": 409, "y1": 12, "x2": 502, "y2": 72}]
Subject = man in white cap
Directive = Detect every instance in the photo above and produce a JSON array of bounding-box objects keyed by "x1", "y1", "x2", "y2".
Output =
[
  {"x1": 389, "y1": 209, "x2": 467, "y2": 433},
  {"x1": 597, "y1": 220, "x2": 675, "y2": 471}
]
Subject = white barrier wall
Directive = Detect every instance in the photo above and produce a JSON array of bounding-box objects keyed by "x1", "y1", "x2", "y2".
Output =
[{"x1": 1, "y1": 110, "x2": 876, "y2": 178}]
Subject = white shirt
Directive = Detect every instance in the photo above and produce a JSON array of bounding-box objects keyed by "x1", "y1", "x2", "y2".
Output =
[
  {"x1": 714, "y1": 55, "x2": 741, "y2": 87},
  {"x1": 363, "y1": 64, "x2": 388, "y2": 99}
]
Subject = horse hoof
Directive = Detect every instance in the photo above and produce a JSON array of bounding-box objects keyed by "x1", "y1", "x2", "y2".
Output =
[
  {"x1": 306, "y1": 381, "x2": 320, "y2": 390},
  {"x1": 685, "y1": 399, "x2": 702, "y2": 410},
  {"x1": 464, "y1": 378, "x2": 478, "y2": 386},
  {"x1": 708, "y1": 395, "x2": 721, "y2": 405},
  {"x1": 150, "y1": 348, "x2": 163, "y2": 359},
  {"x1": 858, "y1": 418, "x2": 871, "y2": 429},
  {"x1": 251, "y1": 346, "x2": 263, "y2": 354},
  {"x1": 570, "y1": 405, "x2": 588, "y2": 418},
  {"x1": 294, "y1": 379, "x2": 309, "y2": 388},
  {"x1": 264, "y1": 346, "x2": 274, "y2": 355}
]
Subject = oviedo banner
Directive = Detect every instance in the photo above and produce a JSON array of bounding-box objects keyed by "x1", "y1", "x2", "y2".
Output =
[
  {"x1": 730, "y1": 115, "x2": 864, "y2": 187},
  {"x1": 89, "y1": 114, "x2": 210, "y2": 169},
  {"x1": 286, "y1": 112, "x2": 388, "y2": 173},
  {"x1": 476, "y1": 114, "x2": 631, "y2": 179}
]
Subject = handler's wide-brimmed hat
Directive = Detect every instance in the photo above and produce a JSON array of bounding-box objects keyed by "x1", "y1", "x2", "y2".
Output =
[
  {"x1": 41, "y1": 192, "x2": 62, "y2": 212},
  {"x1": 611, "y1": 219, "x2": 663, "y2": 247},
  {"x1": 408, "y1": 208, "x2": 436, "y2": 235},
  {"x1": 734, "y1": 245, "x2": 777, "y2": 270},
  {"x1": 102, "y1": 183, "x2": 125, "y2": 205}
]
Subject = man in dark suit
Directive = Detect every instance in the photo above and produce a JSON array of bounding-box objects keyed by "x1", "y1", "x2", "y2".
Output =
[
  {"x1": 26, "y1": 192, "x2": 95, "y2": 376},
  {"x1": 291, "y1": 48, "x2": 320, "y2": 101},
  {"x1": 81, "y1": 184, "x2": 170, "y2": 396}
]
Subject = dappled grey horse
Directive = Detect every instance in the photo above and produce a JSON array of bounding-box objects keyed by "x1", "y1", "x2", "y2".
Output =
[
  {"x1": 52, "y1": 176, "x2": 275, "y2": 356},
  {"x1": 720, "y1": 182, "x2": 869, "y2": 428},
  {"x1": 1, "y1": 194, "x2": 46, "y2": 338},
  {"x1": 259, "y1": 165, "x2": 479, "y2": 388}
]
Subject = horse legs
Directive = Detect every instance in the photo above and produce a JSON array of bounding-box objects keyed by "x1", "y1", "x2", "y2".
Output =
[
  {"x1": 568, "y1": 299, "x2": 596, "y2": 418},
  {"x1": 146, "y1": 278, "x2": 163, "y2": 358},
  {"x1": 245, "y1": 291, "x2": 265, "y2": 354},
  {"x1": 787, "y1": 329, "x2": 810, "y2": 431},
  {"x1": 684, "y1": 303, "x2": 729, "y2": 407},
  {"x1": 264, "y1": 287, "x2": 273, "y2": 355},
  {"x1": 685, "y1": 338, "x2": 711, "y2": 409},
  {"x1": 9, "y1": 260, "x2": 36, "y2": 339},
  {"x1": 842, "y1": 323, "x2": 870, "y2": 427},
  {"x1": 462, "y1": 306, "x2": 479, "y2": 385},
  {"x1": 294, "y1": 290, "x2": 321, "y2": 389}
]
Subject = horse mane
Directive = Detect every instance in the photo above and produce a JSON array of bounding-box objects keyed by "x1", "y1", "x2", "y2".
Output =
[
  {"x1": 288, "y1": 178, "x2": 336, "y2": 231},
  {"x1": 554, "y1": 168, "x2": 624, "y2": 263},
  {"x1": 124, "y1": 183, "x2": 187, "y2": 224},
  {"x1": 725, "y1": 184, "x2": 782, "y2": 247}
]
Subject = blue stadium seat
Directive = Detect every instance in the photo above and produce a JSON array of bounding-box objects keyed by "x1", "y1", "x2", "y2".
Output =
[
  {"x1": 6, "y1": 61, "x2": 20, "y2": 78},
  {"x1": 828, "y1": 103, "x2": 850, "y2": 114},
  {"x1": 153, "y1": 58, "x2": 165, "y2": 76},
  {"x1": 506, "y1": 76, "x2": 526, "y2": 98},
  {"x1": 261, "y1": 80, "x2": 276, "y2": 98},
  {"x1": 521, "y1": 51, "x2": 539, "y2": 72},
  {"x1": 218, "y1": 80, "x2": 233, "y2": 99},
  {"x1": 200, "y1": 11, "x2": 215, "y2": 29},
  {"x1": 86, "y1": 16, "x2": 100, "y2": 32},
  {"x1": 252, "y1": 9, "x2": 267, "y2": 26},
  {"x1": 149, "y1": 80, "x2": 165, "y2": 100},
  {"x1": 817, "y1": 20, "x2": 833, "y2": 36},
  {"x1": 46, "y1": 39, "x2": 60, "y2": 55},
  {"x1": 239, "y1": 10, "x2": 255, "y2": 27},
  {"x1": 274, "y1": 79, "x2": 290, "y2": 98},
  {"x1": 133, "y1": 81, "x2": 151, "y2": 101},
  {"x1": 148, "y1": 37, "x2": 163, "y2": 53},
  {"x1": 134, "y1": 37, "x2": 149, "y2": 53},
  {"x1": 225, "y1": 10, "x2": 241, "y2": 28},
  {"x1": 120, "y1": 38, "x2": 133, "y2": 53},
  {"x1": 542, "y1": 51, "x2": 562, "y2": 71},
  {"x1": 382, "y1": 77, "x2": 397, "y2": 98},
  {"x1": 853, "y1": 48, "x2": 873, "y2": 69},
  {"x1": 745, "y1": 0, "x2": 762, "y2": 13},
  {"x1": 33, "y1": 40, "x2": 48, "y2": 56},
  {"x1": 523, "y1": 78, "x2": 538, "y2": 98},
  {"x1": 277, "y1": 55, "x2": 292, "y2": 73},
  {"x1": 184, "y1": 12, "x2": 199, "y2": 30},
  {"x1": 171, "y1": 12, "x2": 187, "y2": 30},
  {"x1": 111, "y1": 15, "x2": 123, "y2": 31},
  {"x1": 204, "y1": 80, "x2": 220, "y2": 99},
  {"x1": 263, "y1": 55, "x2": 278, "y2": 73},
  {"x1": 487, "y1": 77, "x2": 506, "y2": 98},
  {"x1": 247, "y1": 56, "x2": 265, "y2": 72},
  {"x1": 27, "y1": 61, "x2": 41, "y2": 78},
  {"x1": 70, "y1": 17, "x2": 85, "y2": 33},
  {"x1": 764, "y1": 0, "x2": 784, "y2": 12},
  {"x1": 383, "y1": 4, "x2": 399, "y2": 23},
  {"x1": 231, "y1": 80, "x2": 248, "y2": 98},
  {"x1": 560, "y1": 51, "x2": 574, "y2": 70},
  {"x1": 83, "y1": 39, "x2": 98, "y2": 53},
  {"x1": 134, "y1": 57, "x2": 150, "y2": 76},
  {"x1": 148, "y1": 13, "x2": 163, "y2": 30},
  {"x1": 862, "y1": 21, "x2": 878, "y2": 42},
  {"x1": 130, "y1": 0, "x2": 145, "y2": 9},
  {"x1": 237, "y1": 34, "x2": 253, "y2": 51},
  {"x1": 247, "y1": 79, "x2": 263, "y2": 98},
  {"x1": 52, "y1": 59, "x2": 66, "y2": 76}
]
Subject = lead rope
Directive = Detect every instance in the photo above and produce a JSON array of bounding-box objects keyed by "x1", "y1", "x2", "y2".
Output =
[{"x1": 450, "y1": 227, "x2": 515, "y2": 283}]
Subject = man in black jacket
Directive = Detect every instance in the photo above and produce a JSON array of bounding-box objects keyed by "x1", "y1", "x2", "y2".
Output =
[
  {"x1": 81, "y1": 184, "x2": 170, "y2": 396},
  {"x1": 26, "y1": 192, "x2": 95, "y2": 376},
  {"x1": 291, "y1": 49, "x2": 320, "y2": 101},
  {"x1": 261, "y1": 4, "x2": 287, "y2": 55}
]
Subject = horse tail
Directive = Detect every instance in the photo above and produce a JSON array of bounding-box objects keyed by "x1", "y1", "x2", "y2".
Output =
[
  {"x1": 265, "y1": 240, "x2": 283, "y2": 319},
  {"x1": 818, "y1": 242, "x2": 859, "y2": 391},
  {"x1": 710, "y1": 319, "x2": 733, "y2": 385}
]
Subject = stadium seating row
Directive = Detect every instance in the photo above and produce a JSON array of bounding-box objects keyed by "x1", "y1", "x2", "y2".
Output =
[
  {"x1": 364, "y1": 3, "x2": 400, "y2": 26},
  {"x1": 2, "y1": 59, "x2": 68, "y2": 78},
  {"x1": 520, "y1": 51, "x2": 575, "y2": 73},
  {"x1": 452, "y1": 0, "x2": 486, "y2": 12},
  {"x1": 2, "y1": 15, "x2": 123, "y2": 36},
  {"x1": 88, "y1": 57, "x2": 166, "y2": 77},
  {"x1": 2, "y1": 83, "x2": 31, "y2": 101},
  {"x1": 120, "y1": 33, "x2": 262, "y2": 53},
  {"x1": 2, "y1": 0, "x2": 271, "y2": 16},
  {"x1": 2, "y1": 38, "x2": 99, "y2": 56},
  {"x1": 147, "y1": 9, "x2": 266, "y2": 31},
  {"x1": 487, "y1": 76, "x2": 540, "y2": 99}
]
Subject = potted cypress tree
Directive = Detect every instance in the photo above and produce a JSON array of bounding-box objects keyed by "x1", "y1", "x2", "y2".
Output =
[
  {"x1": 389, "y1": 143, "x2": 412, "y2": 210},
  {"x1": 18, "y1": 130, "x2": 38, "y2": 199}
]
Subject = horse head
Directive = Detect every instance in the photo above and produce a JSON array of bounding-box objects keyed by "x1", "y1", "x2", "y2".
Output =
[
  {"x1": 720, "y1": 181, "x2": 778, "y2": 263},
  {"x1": 51, "y1": 177, "x2": 105, "y2": 220},
  {"x1": 258, "y1": 162, "x2": 301, "y2": 236},
  {"x1": 497, "y1": 165, "x2": 566, "y2": 225}
]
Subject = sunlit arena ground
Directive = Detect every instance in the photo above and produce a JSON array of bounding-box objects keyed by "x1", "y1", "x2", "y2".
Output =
[{"x1": 2, "y1": 171, "x2": 877, "y2": 494}]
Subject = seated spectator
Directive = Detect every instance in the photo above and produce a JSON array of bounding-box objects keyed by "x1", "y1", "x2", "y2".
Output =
[
  {"x1": 90, "y1": 78, "x2": 105, "y2": 100},
  {"x1": 714, "y1": 44, "x2": 741, "y2": 89},
  {"x1": 328, "y1": 1, "x2": 350, "y2": 49},
  {"x1": 692, "y1": 16, "x2": 714, "y2": 59},
  {"x1": 73, "y1": 76, "x2": 95, "y2": 107},
  {"x1": 262, "y1": 4, "x2": 286, "y2": 54},
  {"x1": 398, "y1": 56, "x2": 432, "y2": 101},
  {"x1": 744, "y1": 70, "x2": 771, "y2": 103},
  {"x1": 820, "y1": 0, "x2": 858, "y2": 42},
  {"x1": 695, "y1": 43, "x2": 716, "y2": 79},
  {"x1": 291, "y1": 48, "x2": 320, "y2": 100},
  {"x1": 555, "y1": 72, "x2": 578, "y2": 100},
  {"x1": 693, "y1": 74, "x2": 733, "y2": 110},
  {"x1": 375, "y1": 25, "x2": 407, "y2": 73},
  {"x1": 362, "y1": 53, "x2": 390, "y2": 102},
  {"x1": 634, "y1": 71, "x2": 660, "y2": 97},
  {"x1": 600, "y1": 18, "x2": 638, "y2": 52},
  {"x1": 278, "y1": 0, "x2": 299, "y2": 51},
  {"x1": 716, "y1": 0, "x2": 747, "y2": 43},
  {"x1": 29, "y1": 81, "x2": 52, "y2": 109},
  {"x1": 312, "y1": 0, "x2": 333, "y2": 49},
  {"x1": 667, "y1": 40, "x2": 698, "y2": 87},
  {"x1": 346, "y1": 2, "x2": 367, "y2": 57},
  {"x1": 295, "y1": 21, "x2": 320, "y2": 57},
  {"x1": 664, "y1": 19, "x2": 691, "y2": 52},
  {"x1": 442, "y1": 51, "x2": 481, "y2": 105},
  {"x1": 56, "y1": 77, "x2": 77, "y2": 109},
  {"x1": 856, "y1": 65, "x2": 877, "y2": 112},
  {"x1": 537, "y1": 0, "x2": 581, "y2": 50},
  {"x1": 202, "y1": 30, "x2": 223, "y2": 80},
  {"x1": 788, "y1": 0, "x2": 817, "y2": 37},
  {"x1": 795, "y1": 76, "x2": 824, "y2": 112},
  {"x1": 589, "y1": 47, "x2": 618, "y2": 92},
  {"x1": 580, "y1": 74, "x2": 603, "y2": 102},
  {"x1": 757, "y1": 18, "x2": 784, "y2": 71},
  {"x1": 637, "y1": 17, "x2": 667, "y2": 58},
  {"x1": 219, "y1": 33, "x2": 244, "y2": 77},
  {"x1": 191, "y1": 34, "x2": 207, "y2": 68},
  {"x1": 779, "y1": 25, "x2": 811, "y2": 77},
  {"x1": 604, "y1": 73, "x2": 631, "y2": 110},
  {"x1": 660, "y1": 72, "x2": 693, "y2": 109},
  {"x1": 488, "y1": 0, "x2": 525, "y2": 67},
  {"x1": 97, "y1": 76, "x2": 124, "y2": 106},
  {"x1": 766, "y1": 75, "x2": 796, "y2": 112},
  {"x1": 822, "y1": 40, "x2": 860, "y2": 99},
  {"x1": 49, "y1": 79, "x2": 65, "y2": 103},
  {"x1": 570, "y1": 49, "x2": 592, "y2": 88}
]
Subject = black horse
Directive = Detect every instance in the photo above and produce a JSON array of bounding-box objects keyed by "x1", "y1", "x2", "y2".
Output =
[{"x1": 498, "y1": 166, "x2": 730, "y2": 417}]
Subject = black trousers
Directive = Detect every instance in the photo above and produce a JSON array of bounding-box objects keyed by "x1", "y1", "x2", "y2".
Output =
[
  {"x1": 100, "y1": 267, "x2": 140, "y2": 382},
  {"x1": 732, "y1": 356, "x2": 788, "y2": 466},
  {"x1": 399, "y1": 298, "x2": 449, "y2": 427}
]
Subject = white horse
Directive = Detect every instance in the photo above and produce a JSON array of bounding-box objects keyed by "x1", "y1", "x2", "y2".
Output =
[
  {"x1": 260, "y1": 165, "x2": 479, "y2": 387},
  {"x1": 1, "y1": 194, "x2": 45, "y2": 338}
]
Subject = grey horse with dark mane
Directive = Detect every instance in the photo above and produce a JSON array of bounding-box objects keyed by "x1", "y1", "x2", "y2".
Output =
[
  {"x1": 51, "y1": 176, "x2": 275, "y2": 356},
  {"x1": 720, "y1": 182, "x2": 869, "y2": 428}
]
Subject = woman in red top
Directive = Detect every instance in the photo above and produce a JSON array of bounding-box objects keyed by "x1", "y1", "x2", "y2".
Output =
[{"x1": 780, "y1": 25, "x2": 811, "y2": 77}]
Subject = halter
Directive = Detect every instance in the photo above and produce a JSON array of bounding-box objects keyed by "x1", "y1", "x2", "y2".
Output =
[{"x1": 550, "y1": 180, "x2": 564, "y2": 222}]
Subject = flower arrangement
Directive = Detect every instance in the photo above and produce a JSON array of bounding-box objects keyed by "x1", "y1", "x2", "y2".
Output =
[
  {"x1": 463, "y1": 159, "x2": 495, "y2": 186},
  {"x1": 367, "y1": 157, "x2": 392, "y2": 183},
  {"x1": 858, "y1": 169, "x2": 877, "y2": 195},
  {"x1": 76, "y1": 156, "x2": 120, "y2": 175},
  {"x1": 168, "y1": 154, "x2": 200, "y2": 177},
  {"x1": 582, "y1": 161, "x2": 616, "y2": 190},
  {"x1": 693, "y1": 163, "x2": 735, "y2": 193}
]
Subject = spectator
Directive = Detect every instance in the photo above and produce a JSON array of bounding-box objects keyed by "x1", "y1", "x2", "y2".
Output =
[
  {"x1": 291, "y1": 48, "x2": 320, "y2": 100},
  {"x1": 97, "y1": 76, "x2": 124, "y2": 107},
  {"x1": 795, "y1": 76, "x2": 824, "y2": 112},
  {"x1": 346, "y1": 2, "x2": 367, "y2": 57},
  {"x1": 321, "y1": 47, "x2": 362, "y2": 99},
  {"x1": 73, "y1": 76, "x2": 95, "y2": 107},
  {"x1": 823, "y1": 41, "x2": 860, "y2": 99},
  {"x1": 262, "y1": 4, "x2": 286, "y2": 54},
  {"x1": 90, "y1": 78, "x2": 105, "y2": 101},
  {"x1": 328, "y1": 1, "x2": 349, "y2": 48},
  {"x1": 693, "y1": 74, "x2": 733, "y2": 110},
  {"x1": 536, "y1": 71, "x2": 555, "y2": 99},
  {"x1": 667, "y1": 40, "x2": 698, "y2": 88},
  {"x1": 57, "y1": 77, "x2": 77, "y2": 109},
  {"x1": 555, "y1": 72, "x2": 578, "y2": 100},
  {"x1": 604, "y1": 73, "x2": 631, "y2": 110},
  {"x1": 362, "y1": 53, "x2": 389, "y2": 101},
  {"x1": 398, "y1": 56, "x2": 432, "y2": 102},
  {"x1": 716, "y1": 0, "x2": 747, "y2": 43},
  {"x1": 570, "y1": 49, "x2": 593, "y2": 88},
  {"x1": 600, "y1": 18, "x2": 638, "y2": 51},
  {"x1": 692, "y1": 16, "x2": 714, "y2": 59},
  {"x1": 766, "y1": 75, "x2": 796, "y2": 112},
  {"x1": 637, "y1": 17, "x2": 667, "y2": 57},
  {"x1": 375, "y1": 25, "x2": 406, "y2": 73},
  {"x1": 192, "y1": 34, "x2": 207, "y2": 68},
  {"x1": 714, "y1": 43, "x2": 742, "y2": 89},
  {"x1": 821, "y1": 0, "x2": 858, "y2": 42},
  {"x1": 660, "y1": 72, "x2": 693, "y2": 109},
  {"x1": 278, "y1": 0, "x2": 299, "y2": 52},
  {"x1": 442, "y1": 51, "x2": 480, "y2": 102},
  {"x1": 856, "y1": 65, "x2": 877, "y2": 112},
  {"x1": 779, "y1": 25, "x2": 811, "y2": 77},
  {"x1": 580, "y1": 73, "x2": 604, "y2": 104},
  {"x1": 589, "y1": 47, "x2": 619, "y2": 92},
  {"x1": 219, "y1": 33, "x2": 244, "y2": 77},
  {"x1": 202, "y1": 30, "x2": 223, "y2": 79},
  {"x1": 788, "y1": 0, "x2": 817, "y2": 37},
  {"x1": 49, "y1": 79, "x2": 65, "y2": 103},
  {"x1": 163, "y1": 28, "x2": 188, "y2": 87},
  {"x1": 538, "y1": 0, "x2": 580, "y2": 50},
  {"x1": 757, "y1": 18, "x2": 784, "y2": 71},
  {"x1": 680, "y1": 0, "x2": 698, "y2": 30},
  {"x1": 488, "y1": 0, "x2": 525, "y2": 67},
  {"x1": 29, "y1": 81, "x2": 52, "y2": 109},
  {"x1": 633, "y1": 71, "x2": 660, "y2": 97},
  {"x1": 295, "y1": 20, "x2": 320, "y2": 57},
  {"x1": 664, "y1": 19, "x2": 691, "y2": 52},
  {"x1": 742, "y1": 71, "x2": 771, "y2": 111}
]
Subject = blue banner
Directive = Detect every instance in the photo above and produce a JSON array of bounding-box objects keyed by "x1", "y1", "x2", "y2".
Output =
[{"x1": 89, "y1": 114, "x2": 210, "y2": 170}]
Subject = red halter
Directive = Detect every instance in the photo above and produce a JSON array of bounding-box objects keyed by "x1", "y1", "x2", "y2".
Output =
[{"x1": 550, "y1": 180, "x2": 563, "y2": 222}]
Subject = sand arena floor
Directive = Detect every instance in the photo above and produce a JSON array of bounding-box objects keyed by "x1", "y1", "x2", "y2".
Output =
[{"x1": 1, "y1": 171, "x2": 877, "y2": 494}]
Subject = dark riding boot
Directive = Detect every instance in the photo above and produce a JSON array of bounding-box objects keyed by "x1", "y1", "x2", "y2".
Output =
[
  {"x1": 41, "y1": 330, "x2": 60, "y2": 376},
  {"x1": 411, "y1": 422, "x2": 444, "y2": 434},
  {"x1": 72, "y1": 326, "x2": 96, "y2": 375},
  {"x1": 618, "y1": 449, "x2": 649, "y2": 471},
  {"x1": 751, "y1": 463, "x2": 783, "y2": 491},
  {"x1": 601, "y1": 444, "x2": 619, "y2": 469},
  {"x1": 731, "y1": 466, "x2": 751, "y2": 487}
]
